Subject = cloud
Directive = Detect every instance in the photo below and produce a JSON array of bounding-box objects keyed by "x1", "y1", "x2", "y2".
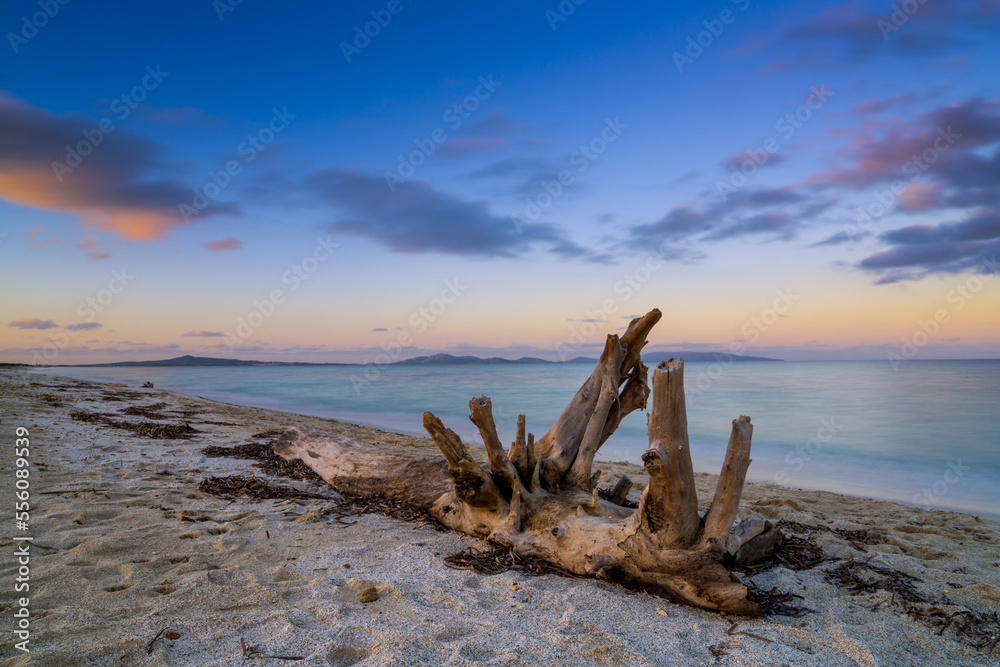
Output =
[
  {"x1": 8, "y1": 318, "x2": 58, "y2": 329},
  {"x1": 897, "y1": 182, "x2": 943, "y2": 211},
  {"x1": 371, "y1": 327, "x2": 388, "y2": 332},
  {"x1": 850, "y1": 92, "x2": 929, "y2": 115},
  {"x1": 808, "y1": 99, "x2": 1000, "y2": 190},
  {"x1": 628, "y1": 205, "x2": 710, "y2": 242},
  {"x1": 182, "y1": 330, "x2": 228, "y2": 337},
  {"x1": 65, "y1": 322, "x2": 103, "y2": 331},
  {"x1": 859, "y1": 208, "x2": 1000, "y2": 279},
  {"x1": 0, "y1": 95, "x2": 236, "y2": 240},
  {"x1": 707, "y1": 212, "x2": 799, "y2": 240},
  {"x1": 205, "y1": 237, "x2": 241, "y2": 251},
  {"x1": 811, "y1": 229, "x2": 869, "y2": 246},
  {"x1": 465, "y1": 156, "x2": 550, "y2": 180},
  {"x1": 308, "y1": 168, "x2": 601, "y2": 260},
  {"x1": 437, "y1": 114, "x2": 529, "y2": 158},
  {"x1": 722, "y1": 149, "x2": 785, "y2": 172},
  {"x1": 27, "y1": 235, "x2": 59, "y2": 250},
  {"x1": 805, "y1": 98, "x2": 1000, "y2": 216},
  {"x1": 740, "y1": 0, "x2": 1000, "y2": 71},
  {"x1": 626, "y1": 186, "x2": 826, "y2": 249},
  {"x1": 438, "y1": 136, "x2": 507, "y2": 157}
]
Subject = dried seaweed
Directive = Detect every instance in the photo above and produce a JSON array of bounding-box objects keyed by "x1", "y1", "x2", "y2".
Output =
[
  {"x1": 120, "y1": 402, "x2": 171, "y2": 420},
  {"x1": 201, "y1": 442, "x2": 323, "y2": 483},
  {"x1": 444, "y1": 545, "x2": 584, "y2": 579},
  {"x1": 323, "y1": 492, "x2": 444, "y2": 529},
  {"x1": 71, "y1": 409, "x2": 197, "y2": 439},
  {"x1": 240, "y1": 637, "x2": 304, "y2": 661},
  {"x1": 198, "y1": 475, "x2": 329, "y2": 501},
  {"x1": 824, "y1": 558, "x2": 926, "y2": 603},
  {"x1": 824, "y1": 559, "x2": 999, "y2": 652},
  {"x1": 745, "y1": 581, "x2": 813, "y2": 616},
  {"x1": 39, "y1": 392, "x2": 63, "y2": 406},
  {"x1": 252, "y1": 428, "x2": 288, "y2": 439},
  {"x1": 733, "y1": 534, "x2": 828, "y2": 574},
  {"x1": 101, "y1": 389, "x2": 143, "y2": 402},
  {"x1": 780, "y1": 520, "x2": 884, "y2": 548},
  {"x1": 906, "y1": 605, "x2": 1000, "y2": 651}
]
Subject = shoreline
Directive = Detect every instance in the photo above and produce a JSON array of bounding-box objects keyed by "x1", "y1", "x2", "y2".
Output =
[
  {"x1": 28, "y1": 366, "x2": 1000, "y2": 521},
  {"x1": 1, "y1": 369, "x2": 998, "y2": 665}
]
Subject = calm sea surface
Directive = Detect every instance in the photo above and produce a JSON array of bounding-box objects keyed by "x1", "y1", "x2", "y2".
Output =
[{"x1": 34, "y1": 360, "x2": 1000, "y2": 519}]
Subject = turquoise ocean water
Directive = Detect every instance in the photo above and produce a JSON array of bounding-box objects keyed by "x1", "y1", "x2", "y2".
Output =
[{"x1": 34, "y1": 359, "x2": 1000, "y2": 519}]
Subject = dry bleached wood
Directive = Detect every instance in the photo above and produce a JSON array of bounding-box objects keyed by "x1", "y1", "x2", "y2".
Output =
[{"x1": 276, "y1": 308, "x2": 770, "y2": 615}]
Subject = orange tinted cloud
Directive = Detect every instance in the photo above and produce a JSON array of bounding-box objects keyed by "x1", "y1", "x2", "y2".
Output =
[
  {"x1": 205, "y1": 237, "x2": 241, "y2": 251},
  {"x1": 0, "y1": 95, "x2": 236, "y2": 240}
]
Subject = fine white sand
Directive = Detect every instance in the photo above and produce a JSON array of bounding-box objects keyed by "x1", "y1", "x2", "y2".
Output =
[{"x1": 1, "y1": 369, "x2": 998, "y2": 666}]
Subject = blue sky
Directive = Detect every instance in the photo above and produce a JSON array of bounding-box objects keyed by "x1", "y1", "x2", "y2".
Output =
[{"x1": 1, "y1": 0, "x2": 998, "y2": 364}]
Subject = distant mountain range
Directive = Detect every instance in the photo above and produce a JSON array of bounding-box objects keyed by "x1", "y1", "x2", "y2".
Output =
[
  {"x1": 64, "y1": 351, "x2": 781, "y2": 368},
  {"x1": 74, "y1": 355, "x2": 319, "y2": 368}
]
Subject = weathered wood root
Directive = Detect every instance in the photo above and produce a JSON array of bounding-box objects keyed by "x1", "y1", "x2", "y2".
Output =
[{"x1": 276, "y1": 308, "x2": 771, "y2": 615}]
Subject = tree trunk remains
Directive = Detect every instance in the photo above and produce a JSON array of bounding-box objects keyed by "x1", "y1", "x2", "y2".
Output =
[{"x1": 275, "y1": 308, "x2": 768, "y2": 615}]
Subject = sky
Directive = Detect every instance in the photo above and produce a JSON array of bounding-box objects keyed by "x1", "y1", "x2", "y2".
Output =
[{"x1": 1, "y1": 0, "x2": 998, "y2": 364}]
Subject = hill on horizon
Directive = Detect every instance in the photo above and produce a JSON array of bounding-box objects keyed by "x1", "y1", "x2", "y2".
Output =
[{"x1": 53, "y1": 351, "x2": 782, "y2": 368}]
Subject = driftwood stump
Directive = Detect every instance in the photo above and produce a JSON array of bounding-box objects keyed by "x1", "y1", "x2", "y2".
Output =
[{"x1": 276, "y1": 308, "x2": 775, "y2": 615}]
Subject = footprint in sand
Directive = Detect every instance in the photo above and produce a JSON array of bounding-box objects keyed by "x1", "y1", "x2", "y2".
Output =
[
  {"x1": 325, "y1": 643, "x2": 370, "y2": 666},
  {"x1": 434, "y1": 624, "x2": 473, "y2": 642},
  {"x1": 103, "y1": 583, "x2": 135, "y2": 593},
  {"x1": 148, "y1": 583, "x2": 179, "y2": 596}
]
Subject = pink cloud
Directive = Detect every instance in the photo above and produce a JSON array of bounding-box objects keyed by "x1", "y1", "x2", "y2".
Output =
[
  {"x1": 850, "y1": 92, "x2": 925, "y2": 115},
  {"x1": 807, "y1": 99, "x2": 1000, "y2": 189},
  {"x1": 182, "y1": 330, "x2": 227, "y2": 337},
  {"x1": 27, "y1": 235, "x2": 59, "y2": 250},
  {"x1": 897, "y1": 182, "x2": 943, "y2": 211},
  {"x1": 205, "y1": 237, "x2": 241, "y2": 251}
]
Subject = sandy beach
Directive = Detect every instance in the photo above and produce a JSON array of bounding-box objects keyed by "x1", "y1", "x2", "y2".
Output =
[{"x1": 1, "y1": 368, "x2": 998, "y2": 666}]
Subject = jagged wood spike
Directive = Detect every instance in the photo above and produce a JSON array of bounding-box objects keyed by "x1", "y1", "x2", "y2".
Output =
[
  {"x1": 525, "y1": 432, "x2": 536, "y2": 491},
  {"x1": 532, "y1": 310, "x2": 661, "y2": 489},
  {"x1": 536, "y1": 334, "x2": 627, "y2": 490},
  {"x1": 701, "y1": 415, "x2": 754, "y2": 550},
  {"x1": 422, "y1": 412, "x2": 502, "y2": 510},
  {"x1": 469, "y1": 396, "x2": 522, "y2": 499},
  {"x1": 598, "y1": 362, "x2": 650, "y2": 447},
  {"x1": 566, "y1": 336, "x2": 623, "y2": 489},
  {"x1": 617, "y1": 309, "x2": 661, "y2": 376},
  {"x1": 508, "y1": 414, "x2": 532, "y2": 488},
  {"x1": 636, "y1": 358, "x2": 700, "y2": 547}
]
